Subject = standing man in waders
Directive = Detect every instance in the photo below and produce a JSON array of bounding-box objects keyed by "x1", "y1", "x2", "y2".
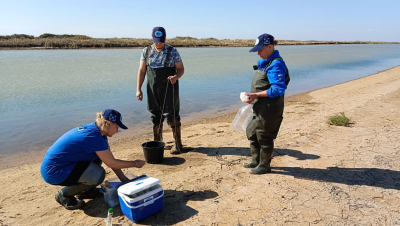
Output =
[
  {"x1": 244, "y1": 33, "x2": 290, "y2": 174},
  {"x1": 136, "y1": 27, "x2": 185, "y2": 154}
]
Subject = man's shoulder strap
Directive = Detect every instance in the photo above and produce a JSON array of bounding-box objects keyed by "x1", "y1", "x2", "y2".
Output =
[
  {"x1": 145, "y1": 45, "x2": 151, "y2": 66},
  {"x1": 263, "y1": 58, "x2": 283, "y2": 72},
  {"x1": 164, "y1": 45, "x2": 174, "y2": 67},
  {"x1": 253, "y1": 57, "x2": 283, "y2": 71}
]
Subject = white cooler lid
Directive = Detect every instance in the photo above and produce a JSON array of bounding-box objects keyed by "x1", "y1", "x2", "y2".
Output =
[{"x1": 117, "y1": 176, "x2": 161, "y2": 195}]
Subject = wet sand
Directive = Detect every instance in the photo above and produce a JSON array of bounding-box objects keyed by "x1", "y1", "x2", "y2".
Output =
[{"x1": 1, "y1": 65, "x2": 400, "y2": 225}]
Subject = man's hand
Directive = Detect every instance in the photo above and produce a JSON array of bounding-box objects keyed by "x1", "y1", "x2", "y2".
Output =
[
  {"x1": 167, "y1": 75, "x2": 178, "y2": 84},
  {"x1": 136, "y1": 90, "x2": 143, "y2": 101},
  {"x1": 134, "y1": 160, "x2": 146, "y2": 168},
  {"x1": 245, "y1": 91, "x2": 268, "y2": 103},
  {"x1": 245, "y1": 93, "x2": 258, "y2": 104}
]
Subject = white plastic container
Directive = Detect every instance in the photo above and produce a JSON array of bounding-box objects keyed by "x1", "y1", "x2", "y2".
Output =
[{"x1": 232, "y1": 104, "x2": 253, "y2": 132}]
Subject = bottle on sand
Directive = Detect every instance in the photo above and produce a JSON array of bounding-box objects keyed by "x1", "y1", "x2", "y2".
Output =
[{"x1": 105, "y1": 208, "x2": 113, "y2": 226}]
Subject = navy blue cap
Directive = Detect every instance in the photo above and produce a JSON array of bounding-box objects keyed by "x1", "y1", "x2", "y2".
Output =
[
  {"x1": 152, "y1": 27, "x2": 166, "y2": 43},
  {"x1": 249, "y1": 34, "x2": 275, "y2": 52},
  {"x1": 102, "y1": 109, "x2": 128, "y2": 130}
]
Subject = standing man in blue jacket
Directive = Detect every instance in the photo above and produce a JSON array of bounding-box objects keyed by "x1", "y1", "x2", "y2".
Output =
[{"x1": 243, "y1": 33, "x2": 290, "y2": 174}]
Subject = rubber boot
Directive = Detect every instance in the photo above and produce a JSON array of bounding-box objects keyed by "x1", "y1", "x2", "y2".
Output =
[
  {"x1": 251, "y1": 143, "x2": 273, "y2": 174},
  {"x1": 77, "y1": 188, "x2": 104, "y2": 200},
  {"x1": 243, "y1": 145, "x2": 260, "y2": 168},
  {"x1": 170, "y1": 122, "x2": 183, "y2": 154},
  {"x1": 55, "y1": 184, "x2": 94, "y2": 210},
  {"x1": 153, "y1": 123, "x2": 163, "y2": 141}
]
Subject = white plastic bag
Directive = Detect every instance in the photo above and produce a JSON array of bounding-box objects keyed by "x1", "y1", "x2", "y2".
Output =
[
  {"x1": 240, "y1": 92, "x2": 250, "y2": 102},
  {"x1": 232, "y1": 104, "x2": 253, "y2": 132}
]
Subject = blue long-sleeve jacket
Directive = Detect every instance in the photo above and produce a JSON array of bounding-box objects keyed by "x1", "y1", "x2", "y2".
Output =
[{"x1": 257, "y1": 50, "x2": 288, "y2": 98}]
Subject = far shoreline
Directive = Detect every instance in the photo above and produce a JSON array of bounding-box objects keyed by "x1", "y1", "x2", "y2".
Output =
[{"x1": 1, "y1": 34, "x2": 399, "y2": 51}]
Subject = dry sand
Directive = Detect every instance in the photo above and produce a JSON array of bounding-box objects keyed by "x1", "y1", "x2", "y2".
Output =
[{"x1": 1, "y1": 66, "x2": 400, "y2": 226}]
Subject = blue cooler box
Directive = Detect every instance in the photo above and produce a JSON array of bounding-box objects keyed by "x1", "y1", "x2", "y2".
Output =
[{"x1": 118, "y1": 176, "x2": 164, "y2": 222}]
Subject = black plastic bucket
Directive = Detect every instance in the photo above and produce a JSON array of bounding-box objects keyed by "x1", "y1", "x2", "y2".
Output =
[{"x1": 142, "y1": 141, "x2": 165, "y2": 164}]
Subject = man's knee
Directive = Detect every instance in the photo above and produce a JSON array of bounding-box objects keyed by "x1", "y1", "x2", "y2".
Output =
[
  {"x1": 259, "y1": 139, "x2": 274, "y2": 149},
  {"x1": 168, "y1": 120, "x2": 181, "y2": 128},
  {"x1": 96, "y1": 169, "x2": 106, "y2": 186},
  {"x1": 151, "y1": 115, "x2": 163, "y2": 126},
  {"x1": 78, "y1": 162, "x2": 106, "y2": 186}
]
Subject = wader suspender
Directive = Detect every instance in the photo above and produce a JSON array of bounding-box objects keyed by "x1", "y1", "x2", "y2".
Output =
[
  {"x1": 145, "y1": 45, "x2": 178, "y2": 145},
  {"x1": 146, "y1": 45, "x2": 151, "y2": 66},
  {"x1": 255, "y1": 57, "x2": 290, "y2": 86},
  {"x1": 164, "y1": 46, "x2": 173, "y2": 67},
  {"x1": 262, "y1": 58, "x2": 281, "y2": 72}
]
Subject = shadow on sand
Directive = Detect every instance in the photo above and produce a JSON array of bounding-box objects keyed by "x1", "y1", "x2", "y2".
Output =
[
  {"x1": 191, "y1": 146, "x2": 400, "y2": 190},
  {"x1": 83, "y1": 189, "x2": 218, "y2": 225},
  {"x1": 136, "y1": 189, "x2": 218, "y2": 225},
  {"x1": 271, "y1": 149, "x2": 400, "y2": 190},
  {"x1": 190, "y1": 146, "x2": 320, "y2": 160},
  {"x1": 274, "y1": 148, "x2": 320, "y2": 160},
  {"x1": 272, "y1": 166, "x2": 400, "y2": 190},
  {"x1": 158, "y1": 156, "x2": 186, "y2": 166},
  {"x1": 190, "y1": 146, "x2": 251, "y2": 157}
]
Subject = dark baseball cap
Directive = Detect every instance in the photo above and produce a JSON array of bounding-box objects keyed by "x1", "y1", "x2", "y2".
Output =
[
  {"x1": 102, "y1": 109, "x2": 128, "y2": 130},
  {"x1": 249, "y1": 33, "x2": 275, "y2": 52},
  {"x1": 152, "y1": 27, "x2": 166, "y2": 43}
]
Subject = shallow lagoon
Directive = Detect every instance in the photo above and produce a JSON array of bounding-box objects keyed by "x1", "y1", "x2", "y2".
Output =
[{"x1": 1, "y1": 44, "x2": 400, "y2": 155}]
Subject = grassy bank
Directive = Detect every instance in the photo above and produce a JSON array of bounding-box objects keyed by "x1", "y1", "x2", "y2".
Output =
[{"x1": 1, "y1": 33, "x2": 398, "y2": 49}]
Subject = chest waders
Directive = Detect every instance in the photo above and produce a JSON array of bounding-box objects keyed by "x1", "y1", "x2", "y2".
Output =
[
  {"x1": 244, "y1": 58, "x2": 290, "y2": 174},
  {"x1": 145, "y1": 45, "x2": 183, "y2": 154}
]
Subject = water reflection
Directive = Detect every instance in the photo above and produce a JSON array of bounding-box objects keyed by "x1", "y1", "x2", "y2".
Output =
[{"x1": 0, "y1": 45, "x2": 400, "y2": 156}]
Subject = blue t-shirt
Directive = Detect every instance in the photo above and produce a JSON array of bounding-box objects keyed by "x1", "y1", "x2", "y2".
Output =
[
  {"x1": 140, "y1": 44, "x2": 182, "y2": 68},
  {"x1": 40, "y1": 122, "x2": 109, "y2": 185}
]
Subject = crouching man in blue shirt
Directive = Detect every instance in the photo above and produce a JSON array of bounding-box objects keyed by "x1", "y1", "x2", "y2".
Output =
[{"x1": 40, "y1": 109, "x2": 146, "y2": 210}]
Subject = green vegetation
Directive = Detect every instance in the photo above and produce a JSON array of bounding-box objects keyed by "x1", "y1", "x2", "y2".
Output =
[
  {"x1": 327, "y1": 112, "x2": 351, "y2": 127},
  {"x1": 0, "y1": 33, "x2": 399, "y2": 49}
]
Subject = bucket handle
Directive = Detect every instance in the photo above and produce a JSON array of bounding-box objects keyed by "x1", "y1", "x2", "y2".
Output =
[{"x1": 121, "y1": 190, "x2": 164, "y2": 209}]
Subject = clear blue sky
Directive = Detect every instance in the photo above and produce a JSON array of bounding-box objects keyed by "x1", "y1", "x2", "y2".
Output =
[{"x1": 1, "y1": 0, "x2": 399, "y2": 42}]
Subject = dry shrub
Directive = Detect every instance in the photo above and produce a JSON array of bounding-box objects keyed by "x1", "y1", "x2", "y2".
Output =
[
  {"x1": 0, "y1": 33, "x2": 398, "y2": 49},
  {"x1": 327, "y1": 112, "x2": 351, "y2": 127}
]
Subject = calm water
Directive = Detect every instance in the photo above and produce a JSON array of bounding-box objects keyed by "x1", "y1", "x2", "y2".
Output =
[{"x1": 1, "y1": 44, "x2": 400, "y2": 156}]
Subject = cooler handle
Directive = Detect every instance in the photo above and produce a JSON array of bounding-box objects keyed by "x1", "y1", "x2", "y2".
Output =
[
  {"x1": 121, "y1": 190, "x2": 164, "y2": 209},
  {"x1": 143, "y1": 197, "x2": 154, "y2": 206}
]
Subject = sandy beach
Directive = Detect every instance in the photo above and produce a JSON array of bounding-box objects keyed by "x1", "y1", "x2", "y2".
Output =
[{"x1": 1, "y1": 65, "x2": 400, "y2": 225}]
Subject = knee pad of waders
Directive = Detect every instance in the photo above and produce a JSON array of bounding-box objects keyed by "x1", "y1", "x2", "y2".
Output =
[{"x1": 78, "y1": 162, "x2": 106, "y2": 186}]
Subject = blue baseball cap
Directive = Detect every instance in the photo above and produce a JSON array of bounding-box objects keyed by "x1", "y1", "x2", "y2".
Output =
[
  {"x1": 152, "y1": 27, "x2": 166, "y2": 43},
  {"x1": 102, "y1": 109, "x2": 128, "y2": 130},
  {"x1": 249, "y1": 34, "x2": 275, "y2": 52}
]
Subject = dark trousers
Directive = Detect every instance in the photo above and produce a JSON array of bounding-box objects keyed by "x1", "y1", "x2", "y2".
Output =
[{"x1": 246, "y1": 96, "x2": 284, "y2": 154}]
